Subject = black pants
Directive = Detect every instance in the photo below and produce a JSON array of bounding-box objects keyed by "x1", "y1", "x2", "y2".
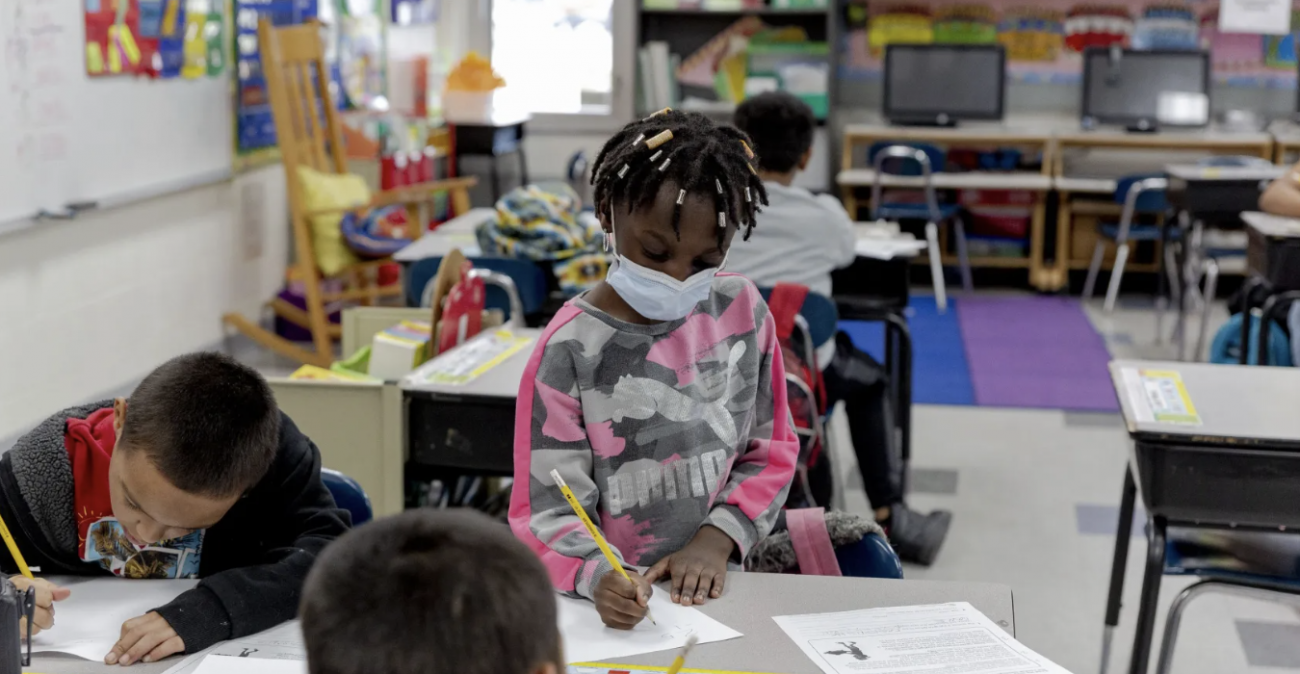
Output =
[{"x1": 821, "y1": 332, "x2": 902, "y2": 509}]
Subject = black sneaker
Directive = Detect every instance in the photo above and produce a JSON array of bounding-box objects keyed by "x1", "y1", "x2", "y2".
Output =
[{"x1": 885, "y1": 504, "x2": 952, "y2": 566}]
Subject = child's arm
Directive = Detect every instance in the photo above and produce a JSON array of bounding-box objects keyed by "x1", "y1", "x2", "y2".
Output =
[
  {"x1": 508, "y1": 337, "x2": 628, "y2": 601},
  {"x1": 142, "y1": 430, "x2": 349, "y2": 655},
  {"x1": 701, "y1": 302, "x2": 800, "y2": 558}
]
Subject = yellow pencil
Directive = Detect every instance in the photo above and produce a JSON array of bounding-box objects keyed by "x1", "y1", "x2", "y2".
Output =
[
  {"x1": 666, "y1": 634, "x2": 699, "y2": 674},
  {"x1": 0, "y1": 512, "x2": 33, "y2": 579},
  {"x1": 550, "y1": 469, "x2": 656, "y2": 625}
]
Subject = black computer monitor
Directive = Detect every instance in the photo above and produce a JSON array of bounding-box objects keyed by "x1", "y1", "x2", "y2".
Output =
[
  {"x1": 1081, "y1": 48, "x2": 1210, "y2": 130},
  {"x1": 882, "y1": 44, "x2": 1005, "y2": 125}
]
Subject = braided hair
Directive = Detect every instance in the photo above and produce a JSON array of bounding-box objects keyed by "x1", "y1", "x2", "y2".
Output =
[{"x1": 591, "y1": 109, "x2": 769, "y2": 246}]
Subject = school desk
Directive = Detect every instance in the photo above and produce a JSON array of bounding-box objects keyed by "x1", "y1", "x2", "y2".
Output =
[
  {"x1": 838, "y1": 120, "x2": 1060, "y2": 291},
  {"x1": 28, "y1": 574, "x2": 1015, "y2": 674},
  {"x1": 1269, "y1": 119, "x2": 1300, "y2": 164},
  {"x1": 1103, "y1": 361, "x2": 1300, "y2": 674},
  {"x1": 402, "y1": 328, "x2": 541, "y2": 479},
  {"x1": 393, "y1": 207, "x2": 497, "y2": 262}
]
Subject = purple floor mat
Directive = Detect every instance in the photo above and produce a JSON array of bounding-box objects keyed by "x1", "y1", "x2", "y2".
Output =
[{"x1": 957, "y1": 296, "x2": 1119, "y2": 411}]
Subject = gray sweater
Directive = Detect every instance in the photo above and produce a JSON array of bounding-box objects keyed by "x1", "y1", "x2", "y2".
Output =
[{"x1": 725, "y1": 181, "x2": 857, "y2": 298}]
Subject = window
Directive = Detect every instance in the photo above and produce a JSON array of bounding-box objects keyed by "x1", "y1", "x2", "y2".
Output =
[{"x1": 490, "y1": 0, "x2": 632, "y2": 130}]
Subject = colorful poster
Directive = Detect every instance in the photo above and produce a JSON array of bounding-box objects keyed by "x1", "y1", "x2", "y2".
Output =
[
  {"x1": 841, "y1": 0, "x2": 1300, "y2": 87},
  {"x1": 180, "y1": 0, "x2": 227, "y2": 79},
  {"x1": 233, "y1": 0, "x2": 319, "y2": 157},
  {"x1": 84, "y1": 0, "x2": 215, "y2": 78}
]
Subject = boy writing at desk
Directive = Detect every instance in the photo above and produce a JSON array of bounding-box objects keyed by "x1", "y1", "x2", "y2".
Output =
[
  {"x1": 509, "y1": 110, "x2": 799, "y2": 628},
  {"x1": 1, "y1": 352, "x2": 350, "y2": 664}
]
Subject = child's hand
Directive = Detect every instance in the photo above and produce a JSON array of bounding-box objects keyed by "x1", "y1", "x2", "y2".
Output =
[
  {"x1": 105, "y1": 612, "x2": 185, "y2": 666},
  {"x1": 11, "y1": 576, "x2": 70, "y2": 637},
  {"x1": 594, "y1": 570, "x2": 653, "y2": 630},
  {"x1": 644, "y1": 525, "x2": 735, "y2": 606}
]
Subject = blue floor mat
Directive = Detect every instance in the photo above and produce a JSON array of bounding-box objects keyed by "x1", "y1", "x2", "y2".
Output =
[{"x1": 838, "y1": 296, "x2": 975, "y2": 406}]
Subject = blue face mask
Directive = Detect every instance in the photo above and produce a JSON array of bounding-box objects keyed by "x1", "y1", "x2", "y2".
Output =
[{"x1": 604, "y1": 228, "x2": 726, "y2": 322}]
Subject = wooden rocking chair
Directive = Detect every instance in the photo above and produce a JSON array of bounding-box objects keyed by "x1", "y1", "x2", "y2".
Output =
[{"x1": 223, "y1": 18, "x2": 476, "y2": 367}]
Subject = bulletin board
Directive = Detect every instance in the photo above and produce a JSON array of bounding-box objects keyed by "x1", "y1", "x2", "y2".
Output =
[
  {"x1": 84, "y1": 0, "x2": 225, "y2": 79},
  {"x1": 842, "y1": 0, "x2": 1300, "y2": 87},
  {"x1": 232, "y1": 0, "x2": 320, "y2": 167}
]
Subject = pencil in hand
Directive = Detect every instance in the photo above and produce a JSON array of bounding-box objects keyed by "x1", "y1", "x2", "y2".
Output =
[{"x1": 550, "y1": 469, "x2": 657, "y2": 625}]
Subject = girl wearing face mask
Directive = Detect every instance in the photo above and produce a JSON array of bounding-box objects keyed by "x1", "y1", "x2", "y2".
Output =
[{"x1": 508, "y1": 110, "x2": 800, "y2": 630}]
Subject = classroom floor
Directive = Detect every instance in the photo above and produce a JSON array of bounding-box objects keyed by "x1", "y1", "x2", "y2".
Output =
[{"x1": 828, "y1": 294, "x2": 1300, "y2": 674}]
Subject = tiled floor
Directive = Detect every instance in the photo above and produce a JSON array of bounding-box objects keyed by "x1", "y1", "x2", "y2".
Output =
[{"x1": 826, "y1": 294, "x2": 1300, "y2": 674}]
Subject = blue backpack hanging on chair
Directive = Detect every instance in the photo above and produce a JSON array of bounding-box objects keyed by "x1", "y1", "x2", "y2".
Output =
[{"x1": 1209, "y1": 313, "x2": 1293, "y2": 366}]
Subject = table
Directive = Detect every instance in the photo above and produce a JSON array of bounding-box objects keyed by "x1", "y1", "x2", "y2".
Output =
[
  {"x1": 1104, "y1": 361, "x2": 1300, "y2": 674},
  {"x1": 401, "y1": 328, "x2": 540, "y2": 479},
  {"x1": 1268, "y1": 119, "x2": 1300, "y2": 163},
  {"x1": 394, "y1": 207, "x2": 496, "y2": 262},
  {"x1": 838, "y1": 121, "x2": 1059, "y2": 290},
  {"x1": 29, "y1": 575, "x2": 1014, "y2": 674}
]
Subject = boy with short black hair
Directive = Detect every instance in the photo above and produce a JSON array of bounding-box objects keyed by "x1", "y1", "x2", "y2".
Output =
[
  {"x1": 0, "y1": 352, "x2": 350, "y2": 664},
  {"x1": 301, "y1": 509, "x2": 563, "y2": 674},
  {"x1": 729, "y1": 91, "x2": 951, "y2": 565}
]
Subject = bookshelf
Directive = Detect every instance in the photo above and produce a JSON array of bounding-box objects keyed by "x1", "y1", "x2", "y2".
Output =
[{"x1": 635, "y1": 1, "x2": 842, "y2": 190}]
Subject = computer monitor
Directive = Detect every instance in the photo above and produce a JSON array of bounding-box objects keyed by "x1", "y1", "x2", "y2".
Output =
[
  {"x1": 882, "y1": 44, "x2": 1005, "y2": 125},
  {"x1": 1081, "y1": 48, "x2": 1210, "y2": 130}
]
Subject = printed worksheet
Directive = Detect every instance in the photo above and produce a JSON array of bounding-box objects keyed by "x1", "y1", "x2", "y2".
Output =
[
  {"x1": 160, "y1": 622, "x2": 306, "y2": 674},
  {"x1": 774, "y1": 602, "x2": 1072, "y2": 674},
  {"x1": 559, "y1": 593, "x2": 742, "y2": 664}
]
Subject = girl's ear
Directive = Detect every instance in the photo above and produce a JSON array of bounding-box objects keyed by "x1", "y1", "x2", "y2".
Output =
[{"x1": 595, "y1": 199, "x2": 611, "y2": 233}]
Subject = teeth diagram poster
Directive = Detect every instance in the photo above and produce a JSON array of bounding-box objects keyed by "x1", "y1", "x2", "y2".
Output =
[{"x1": 841, "y1": 0, "x2": 1300, "y2": 87}]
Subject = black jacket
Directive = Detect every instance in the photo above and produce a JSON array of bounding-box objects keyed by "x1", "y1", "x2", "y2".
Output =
[{"x1": 0, "y1": 401, "x2": 351, "y2": 652}]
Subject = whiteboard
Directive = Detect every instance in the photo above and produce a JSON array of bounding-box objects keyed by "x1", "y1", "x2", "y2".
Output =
[{"x1": 0, "y1": 0, "x2": 232, "y2": 229}]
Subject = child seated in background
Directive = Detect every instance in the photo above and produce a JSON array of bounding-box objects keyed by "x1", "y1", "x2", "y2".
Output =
[
  {"x1": 301, "y1": 509, "x2": 563, "y2": 674},
  {"x1": 0, "y1": 352, "x2": 349, "y2": 664},
  {"x1": 727, "y1": 91, "x2": 951, "y2": 566},
  {"x1": 509, "y1": 109, "x2": 799, "y2": 628}
]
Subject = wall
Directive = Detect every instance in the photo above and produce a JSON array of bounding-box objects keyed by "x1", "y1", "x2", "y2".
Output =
[{"x1": 0, "y1": 166, "x2": 290, "y2": 444}]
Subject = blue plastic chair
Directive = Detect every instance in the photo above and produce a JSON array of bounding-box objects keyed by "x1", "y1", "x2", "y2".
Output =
[
  {"x1": 837, "y1": 532, "x2": 904, "y2": 579},
  {"x1": 1150, "y1": 536, "x2": 1300, "y2": 674},
  {"x1": 1082, "y1": 174, "x2": 1178, "y2": 313},
  {"x1": 322, "y1": 468, "x2": 373, "y2": 525},
  {"x1": 865, "y1": 142, "x2": 971, "y2": 313},
  {"x1": 405, "y1": 256, "x2": 548, "y2": 322}
]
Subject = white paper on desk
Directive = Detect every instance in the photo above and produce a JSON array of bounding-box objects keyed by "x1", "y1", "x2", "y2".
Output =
[
  {"x1": 773, "y1": 602, "x2": 1070, "y2": 674},
  {"x1": 854, "y1": 239, "x2": 927, "y2": 260},
  {"x1": 30, "y1": 578, "x2": 196, "y2": 660},
  {"x1": 192, "y1": 655, "x2": 306, "y2": 674},
  {"x1": 1219, "y1": 0, "x2": 1291, "y2": 34},
  {"x1": 160, "y1": 622, "x2": 306, "y2": 674},
  {"x1": 558, "y1": 593, "x2": 742, "y2": 664}
]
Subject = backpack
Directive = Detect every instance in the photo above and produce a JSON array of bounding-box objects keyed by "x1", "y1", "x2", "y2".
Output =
[
  {"x1": 1209, "y1": 313, "x2": 1292, "y2": 366},
  {"x1": 766, "y1": 283, "x2": 830, "y2": 509}
]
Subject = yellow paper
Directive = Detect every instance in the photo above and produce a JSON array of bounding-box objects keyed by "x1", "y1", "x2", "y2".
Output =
[
  {"x1": 107, "y1": 29, "x2": 122, "y2": 73},
  {"x1": 86, "y1": 42, "x2": 105, "y2": 74},
  {"x1": 118, "y1": 24, "x2": 141, "y2": 64},
  {"x1": 161, "y1": 0, "x2": 181, "y2": 37}
]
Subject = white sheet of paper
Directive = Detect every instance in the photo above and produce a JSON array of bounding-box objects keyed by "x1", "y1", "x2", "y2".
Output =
[
  {"x1": 773, "y1": 602, "x2": 1071, "y2": 674},
  {"x1": 160, "y1": 622, "x2": 306, "y2": 674},
  {"x1": 1219, "y1": 0, "x2": 1292, "y2": 34},
  {"x1": 558, "y1": 593, "x2": 742, "y2": 664},
  {"x1": 854, "y1": 238, "x2": 927, "y2": 260},
  {"x1": 30, "y1": 578, "x2": 196, "y2": 660},
  {"x1": 192, "y1": 654, "x2": 306, "y2": 674}
]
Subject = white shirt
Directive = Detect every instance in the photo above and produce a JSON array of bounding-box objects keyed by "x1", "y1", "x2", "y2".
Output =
[
  {"x1": 726, "y1": 181, "x2": 857, "y2": 370},
  {"x1": 727, "y1": 181, "x2": 857, "y2": 298}
]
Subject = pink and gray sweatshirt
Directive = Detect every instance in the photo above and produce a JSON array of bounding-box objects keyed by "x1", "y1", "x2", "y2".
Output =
[{"x1": 508, "y1": 273, "x2": 799, "y2": 599}]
